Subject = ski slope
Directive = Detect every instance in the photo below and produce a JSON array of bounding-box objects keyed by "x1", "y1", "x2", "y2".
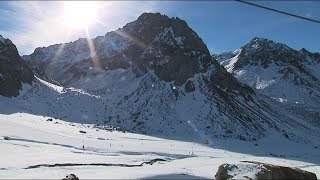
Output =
[{"x1": 0, "y1": 113, "x2": 319, "y2": 179}]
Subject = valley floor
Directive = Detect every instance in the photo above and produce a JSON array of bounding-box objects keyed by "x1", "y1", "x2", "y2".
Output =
[{"x1": 0, "y1": 113, "x2": 319, "y2": 179}]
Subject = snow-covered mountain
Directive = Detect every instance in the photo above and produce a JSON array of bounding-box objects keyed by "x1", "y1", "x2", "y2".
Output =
[
  {"x1": 0, "y1": 35, "x2": 33, "y2": 97},
  {"x1": 23, "y1": 12, "x2": 214, "y2": 88},
  {"x1": 2, "y1": 13, "x2": 316, "y2": 144},
  {"x1": 1, "y1": 12, "x2": 319, "y2": 179},
  {"x1": 215, "y1": 37, "x2": 320, "y2": 128}
]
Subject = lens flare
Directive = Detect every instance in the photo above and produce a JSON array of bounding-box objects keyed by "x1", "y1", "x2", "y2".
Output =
[{"x1": 63, "y1": 1, "x2": 97, "y2": 30}]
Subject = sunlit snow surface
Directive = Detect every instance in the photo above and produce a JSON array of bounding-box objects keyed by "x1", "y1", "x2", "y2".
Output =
[
  {"x1": 0, "y1": 74, "x2": 318, "y2": 179},
  {"x1": 0, "y1": 113, "x2": 319, "y2": 179}
]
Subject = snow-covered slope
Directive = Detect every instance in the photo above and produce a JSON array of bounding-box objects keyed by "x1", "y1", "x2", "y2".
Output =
[
  {"x1": 216, "y1": 37, "x2": 320, "y2": 128},
  {"x1": 0, "y1": 113, "x2": 319, "y2": 179}
]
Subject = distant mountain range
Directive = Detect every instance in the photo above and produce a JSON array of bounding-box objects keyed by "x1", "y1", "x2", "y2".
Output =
[
  {"x1": 214, "y1": 37, "x2": 320, "y2": 129},
  {"x1": 0, "y1": 13, "x2": 318, "y2": 144}
]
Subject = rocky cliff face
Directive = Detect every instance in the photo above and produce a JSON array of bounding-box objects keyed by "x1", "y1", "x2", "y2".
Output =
[
  {"x1": 23, "y1": 13, "x2": 212, "y2": 87},
  {"x1": 0, "y1": 35, "x2": 33, "y2": 97}
]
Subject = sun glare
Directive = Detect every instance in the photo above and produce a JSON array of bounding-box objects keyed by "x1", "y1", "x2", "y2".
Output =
[{"x1": 63, "y1": 1, "x2": 98, "y2": 30}]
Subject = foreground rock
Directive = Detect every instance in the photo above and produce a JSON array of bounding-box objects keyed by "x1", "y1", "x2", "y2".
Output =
[
  {"x1": 62, "y1": 174, "x2": 79, "y2": 180},
  {"x1": 215, "y1": 161, "x2": 317, "y2": 180}
]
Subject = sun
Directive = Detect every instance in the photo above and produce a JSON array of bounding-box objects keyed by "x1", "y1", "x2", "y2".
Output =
[{"x1": 63, "y1": 1, "x2": 98, "y2": 30}]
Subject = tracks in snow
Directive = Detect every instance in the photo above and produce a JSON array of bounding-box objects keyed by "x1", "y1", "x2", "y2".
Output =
[{"x1": 24, "y1": 158, "x2": 168, "y2": 169}]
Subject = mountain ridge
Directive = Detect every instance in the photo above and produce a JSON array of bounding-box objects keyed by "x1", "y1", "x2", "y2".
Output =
[
  {"x1": 0, "y1": 35, "x2": 34, "y2": 97},
  {"x1": 23, "y1": 12, "x2": 215, "y2": 87},
  {"x1": 216, "y1": 37, "x2": 320, "y2": 129},
  {"x1": 1, "y1": 13, "x2": 318, "y2": 143}
]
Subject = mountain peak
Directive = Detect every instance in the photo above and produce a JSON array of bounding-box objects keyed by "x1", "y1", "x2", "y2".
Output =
[
  {"x1": 24, "y1": 12, "x2": 214, "y2": 86},
  {"x1": 0, "y1": 35, "x2": 5, "y2": 44},
  {"x1": 246, "y1": 37, "x2": 288, "y2": 51},
  {"x1": 137, "y1": 12, "x2": 169, "y2": 22},
  {"x1": 233, "y1": 37, "x2": 301, "y2": 69},
  {"x1": 121, "y1": 12, "x2": 191, "y2": 46},
  {"x1": 136, "y1": 12, "x2": 186, "y2": 24},
  {"x1": 0, "y1": 35, "x2": 7, "y2": 51},
  {"x1": 299, "y1": 47, "x2": 312, "y2": 55},
  {"x1": 0, "y1": 35, "x2": 34, "y2": 97},
  {"x1": 250, "y1": 37, "x2": 271, "y2": 43}
]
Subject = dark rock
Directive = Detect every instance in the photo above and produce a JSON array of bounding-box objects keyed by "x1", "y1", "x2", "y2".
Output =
[
  {"x1": 215, "y1": 161, "x2": 317, "y2": 180},
  {"x1": 209, "y1": 65, "x2": 254, "y2": 101},
  {"x1": 131, "y1": 112, "x2": 141, "y2": 119},
  {"x1": 0, "y1": 35, "x2": 34, "y2": 97},
  {"x1": 239, "y1": 135, "x2": 246, "y2": 141},
  {"x1": 79, "y1": 130, "x2": 86, "y2": 134},
  {"x1": 215, "y1": 164, "x2": 237, "y2": 180},
  {"x1": 3, "y1": 136, "x2": 10, "y2": 140},
  {"x1": 62, "y1": 174, "x2": 79, "y2": 180},
  {"x1": 46, "y1": 118, "x2": 53, "y2": 121},
  {"x1": 185, "y1": 80, "x2": 195, "y2": 92},
  {"x1": 253, "y1": 161, "x2": 317, "y2": 180}
]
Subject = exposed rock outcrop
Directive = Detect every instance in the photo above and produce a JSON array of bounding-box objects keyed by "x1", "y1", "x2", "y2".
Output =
[
  {"x1": 215, "y1": 161, "x2": 317, "y2": 180},
  {"x1": 62, "y1": 174, "x2": 79, "y2": 180},
  {"x1": 0, "y1": 35, "x2": 33, "y2": 97}
]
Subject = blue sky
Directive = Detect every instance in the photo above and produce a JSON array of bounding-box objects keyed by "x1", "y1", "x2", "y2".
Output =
[{"x1": 0, "y1": 1, "x2": 319, "y2": 55}]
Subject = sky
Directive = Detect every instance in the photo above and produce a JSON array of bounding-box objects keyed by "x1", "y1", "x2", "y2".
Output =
[{"x1": 0, "y1": 1, "x2": 319, "y2": 55}]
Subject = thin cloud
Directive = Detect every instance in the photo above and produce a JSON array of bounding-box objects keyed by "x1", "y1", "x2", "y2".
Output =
[{"x1": 1, "y1": 1, "x2": 159, "y2": 55}]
